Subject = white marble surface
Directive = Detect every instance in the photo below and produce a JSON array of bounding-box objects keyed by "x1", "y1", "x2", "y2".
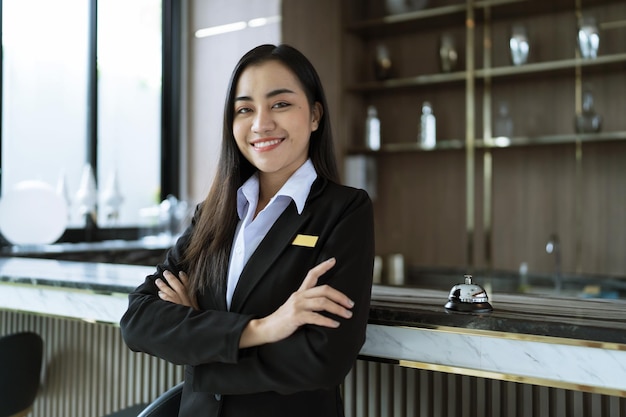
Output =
[
  {"x1": 0, "y1": 283, "x2": 128, "y2": 324},
  {"x1": 0, "y1": 257, "x2": 151, "y2": 324},
  {"x1": 0, "y1": 256, "x2": 152, "y2": 292},
  {"x1": 362, "y1": 324, "x2": 626, "y2": 394}
]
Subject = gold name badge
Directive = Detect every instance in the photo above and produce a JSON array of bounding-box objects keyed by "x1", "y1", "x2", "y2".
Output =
[{"x1": 292, "y1": 234, "x2": 318, "y2": 248}]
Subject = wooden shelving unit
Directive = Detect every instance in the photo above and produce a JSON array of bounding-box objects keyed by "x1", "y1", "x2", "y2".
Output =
[{"x1": 341, "y1": 0, "x2": 626, "y2": 278}]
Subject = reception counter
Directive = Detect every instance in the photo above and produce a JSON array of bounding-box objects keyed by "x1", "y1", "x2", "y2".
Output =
[
  {"x1": 2, "y1": 256, "x2": 625, "y2": 396},
  {"x1": 1, "y1": 256, "x2": 625, "y2": 406},
  {"x1": 363, "y1": 286, "x2": 626, "y2": 397}
]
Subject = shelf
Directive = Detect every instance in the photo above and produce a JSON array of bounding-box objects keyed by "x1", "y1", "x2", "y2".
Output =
[
  {"x1": 347, "y1": 53, "x2": 626, "y2": 93},
  {"x1": 476, "y1": 0, "x2": 624, "y2": 20},
  {"x1": 348, "y1": 140, "x2": 464, "y2": 154},
  {"x1": 346, "y1": 0, "x2": 625, "y2": 38},
  {"x1": 347, "y1": 131, "x2": 626, "y2": 155},
  {"x1": 346, "y1": 3, "x2": 467, "y2": 37},
  {"x1": 345, "y1": 0, "x2": 587, "y2": 37},
  {"x1": 474, "y1": 0, "x2": 527, "y2": 7},
  {"x1": 478, "y1": 131, "x2": 626, "y2": 148},
  {"x1": 347, "y1": 71, "x2": 467, "y2": 92},
  {"x1": 475, "y1": 0, "x2": 569, "y2": 20},
  {"x1": 476, "y1": 53, "x2": 626, "y2": 80}
]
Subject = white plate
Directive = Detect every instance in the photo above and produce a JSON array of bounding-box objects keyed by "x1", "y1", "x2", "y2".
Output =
[{"x1": 0, "y1": 180, "x2": 68, "y2": 245}]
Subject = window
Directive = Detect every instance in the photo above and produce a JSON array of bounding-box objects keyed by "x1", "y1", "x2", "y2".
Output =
[
  {"x1": 1, "y1": 0, "x2": 180, "y2": 240},
  {"x1": 2, "y1": 0, "x2": 89, "y2": 228},
  {"x1": 97, "y1": 0, "x2": 162, "y2": 227}
]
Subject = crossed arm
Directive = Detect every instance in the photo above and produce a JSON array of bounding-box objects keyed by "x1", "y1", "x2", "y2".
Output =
[{"x1": 155, "y1": 257, "x2": 355, "y2": 349}]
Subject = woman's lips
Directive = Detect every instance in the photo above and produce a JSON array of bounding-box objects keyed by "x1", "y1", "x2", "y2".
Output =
[{"x1": 252, "y1": 137, "x2": 284, "y2": 151}]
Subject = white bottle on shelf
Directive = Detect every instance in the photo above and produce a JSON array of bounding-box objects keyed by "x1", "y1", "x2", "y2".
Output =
[
  {"x1": 419, "y1": 101, "x2": 436, "y2": 149},
  {"x1": 365, "y1": 105, "x2": 381, "y2": 151}
]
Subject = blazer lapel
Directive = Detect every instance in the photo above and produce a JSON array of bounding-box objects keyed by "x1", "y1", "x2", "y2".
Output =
[{"x1": 229, "y1": 201, "x2": 311, "y2": 312}]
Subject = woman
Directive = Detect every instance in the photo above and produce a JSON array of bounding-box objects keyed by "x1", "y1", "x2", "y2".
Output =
[{"x1": 120, "y1": 44, "x2": 374, "y2": 417}]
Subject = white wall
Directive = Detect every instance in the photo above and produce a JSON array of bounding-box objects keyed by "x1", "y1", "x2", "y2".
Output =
[{"x1": 185, "y1": 0, "x2": 281, "y2": 205}]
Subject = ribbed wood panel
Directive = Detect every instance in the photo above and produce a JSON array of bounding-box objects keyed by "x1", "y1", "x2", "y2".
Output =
[
  {"x1": 0, "y1": 311, "x2": 183, "y2": 417},
  {"x1": 343, "y1": 360, "x2": 626, "y2": 417}
]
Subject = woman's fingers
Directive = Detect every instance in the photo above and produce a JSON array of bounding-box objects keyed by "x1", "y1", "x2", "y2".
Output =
[
  {"x1": 178, "y1": 271, "x2": 199, "y2": 309},
  {"x1": 303, "y1": 283, "x2": 355, "y2": 311},
  {"x1": 298, "y1": 257, "x2": 336, "y2": 291},
  {"x1": 155, "y1": 276, "x2": 175, "y2": 299},
  {"x1": 290, "y1": 285, "x2": 354, "y2": 323},
  {"x1": 178, "y1": 271, "x2": 190, "y2": 286},
  {"x1": 162, "y1": 270, "x2": 185, "y2": 292},
  {"x1": 296, "y1": 257, "x2": 354, "y2": 318},
  {"x1": 241, "y1": 258, "x2": 354, "y2": 347},
  {"x1": 299, "y1": 310, "x2": 341, "y2": 329},
  {"x1": 156, "y1": 270, "x2": 198, "y2": 310}
]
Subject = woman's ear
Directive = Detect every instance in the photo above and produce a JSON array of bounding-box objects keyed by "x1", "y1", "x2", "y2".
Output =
[{"x1": 311, "y1": 102, "x2": 323, "y2": 131}]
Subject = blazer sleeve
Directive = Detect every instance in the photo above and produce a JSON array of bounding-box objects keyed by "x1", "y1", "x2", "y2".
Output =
[
  {"x1": 192, "y1": 188, "x2": 375, "y2": 395},
  {"x1": 120, "y1": 206, "x2": 255, "y2": 366}
]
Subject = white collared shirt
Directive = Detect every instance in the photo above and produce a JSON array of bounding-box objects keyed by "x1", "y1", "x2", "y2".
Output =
[{"x1": 225, "y1": 159, "x2": 317, "y2": 310}]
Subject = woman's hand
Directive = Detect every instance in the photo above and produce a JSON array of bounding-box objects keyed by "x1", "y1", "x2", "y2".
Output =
[
  {"x1": 239, "y1": 257, "x2": 354, "y2": 348},
  {"x1": 155, "y1": 270, "x2": 199, "y2": 310}
]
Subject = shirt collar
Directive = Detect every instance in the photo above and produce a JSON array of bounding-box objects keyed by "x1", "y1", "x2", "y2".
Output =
[{"x1": 236, "y1": 159, "x2": 318, "y2": 218}]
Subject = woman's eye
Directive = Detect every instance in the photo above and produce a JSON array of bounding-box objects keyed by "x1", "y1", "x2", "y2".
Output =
[
  {"x1": 236, "y1": 107, "x2": 252, "y2": 114},
  {"x1": 273, "y1": 101, "x2": 290, "y2": 109}
]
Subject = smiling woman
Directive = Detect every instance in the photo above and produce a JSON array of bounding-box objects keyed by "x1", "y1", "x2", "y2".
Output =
[{"x1": 121, "y1": 44, "x2": 375, "y2": 417}]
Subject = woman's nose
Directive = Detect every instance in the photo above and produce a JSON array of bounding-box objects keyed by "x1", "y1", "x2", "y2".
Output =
[{"x1": 252, "y1": 108, "x2": 275, "y2": 133}]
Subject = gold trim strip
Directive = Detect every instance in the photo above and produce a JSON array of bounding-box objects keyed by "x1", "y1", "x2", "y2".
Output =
[
  {"x1": 397, "y1": 359, "x2": 626, "y2": 398},
  {"x1": 385, "y1": 323, "x2": 626, "y2": 351}
]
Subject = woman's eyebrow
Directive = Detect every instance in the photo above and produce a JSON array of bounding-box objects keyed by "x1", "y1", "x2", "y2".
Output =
[
  {"x1": 234, "y1": 88, "x2": 296, "y2": 103},
  {"x1": 266, "y1": 88, "x2": 295, "y2": 98}
]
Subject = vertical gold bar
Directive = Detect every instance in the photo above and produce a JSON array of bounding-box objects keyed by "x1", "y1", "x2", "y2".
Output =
[
  {"x1": 483, "y1": 153, "x2": 491, "y2": 275},
  {"x1": 483, "y1": 5, "x2": 493, "y2": 270},
  {"x1": 574, "y1": 0, "x2": 583, "y2": 273},
  {"x1": 466, "y1": 0, "x2": 476, "y2": 268}
]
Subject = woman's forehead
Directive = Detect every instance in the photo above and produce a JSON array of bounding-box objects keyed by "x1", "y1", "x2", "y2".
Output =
[{"x1": 235, "y1": 61, "x2": 303, "y2": 97}]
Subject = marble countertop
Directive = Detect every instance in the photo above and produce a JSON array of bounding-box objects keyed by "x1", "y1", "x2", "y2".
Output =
[
  {"x1": 369, "y1": 285, "x2": 626, "y2": 345},
  {"x1": 0, "y1": 256, "x2": 152, "y2": 293},
  {"x1": 1, "y1": 256, "x2": 625, "y2": 345}
]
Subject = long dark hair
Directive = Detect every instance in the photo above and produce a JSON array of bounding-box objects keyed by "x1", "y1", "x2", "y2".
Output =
[{"x1": 182, "y1": 44, "x2": 339, "y2": 295}]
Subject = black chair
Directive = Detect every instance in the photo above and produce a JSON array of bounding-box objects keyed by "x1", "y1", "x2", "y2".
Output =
[
  {"x1": 0, "y1": 332, "x2": 44, "y2": 417},
  {"x1": 105, "y1": 382, "x2": 183, "y2": 417},
  {"x1": 137, "y1": 382, "x2": 183, "y2": 417}
]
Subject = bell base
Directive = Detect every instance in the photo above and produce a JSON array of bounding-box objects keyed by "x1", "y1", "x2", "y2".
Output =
[{"x1": 444, "y1": 300, "x2": 493, "y2": 313}]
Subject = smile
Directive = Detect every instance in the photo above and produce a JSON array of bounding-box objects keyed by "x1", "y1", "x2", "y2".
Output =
[{"x1": 252, "y1": 138, "x2": 284, "y2": 149}]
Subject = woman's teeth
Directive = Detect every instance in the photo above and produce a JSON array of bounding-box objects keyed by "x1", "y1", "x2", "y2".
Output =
[{"x1": 254, "y1": 139, "x2": 282, "y2": 148}]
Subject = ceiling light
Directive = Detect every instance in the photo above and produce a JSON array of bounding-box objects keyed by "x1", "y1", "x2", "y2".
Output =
[
  {"x1": 195, "y1": 15, "x2": 281, "y2": 39},
  {"x1": 195, "y1": 21, "x2": 247, "y2": 38},
  {"x1": 248, "y1": 15, "x2": 281, "y2": 28}
]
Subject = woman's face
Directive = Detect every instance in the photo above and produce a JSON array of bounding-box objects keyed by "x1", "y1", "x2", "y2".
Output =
[{"x1": 233, "y1": 60, "x2": 321, "y2": 184}]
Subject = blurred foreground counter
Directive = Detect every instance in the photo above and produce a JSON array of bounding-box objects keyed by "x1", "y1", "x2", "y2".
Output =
[
  {"x1": 0, "y1": 238, "x2": 170, "y2": 266},
  {"x1": 1, "y1": 257, "x2": 625, "y2": 401}
]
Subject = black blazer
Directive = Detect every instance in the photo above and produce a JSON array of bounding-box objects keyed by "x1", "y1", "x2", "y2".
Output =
[{"x1": 121, "y1": 178, "x2": 374, "y2": 417}]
